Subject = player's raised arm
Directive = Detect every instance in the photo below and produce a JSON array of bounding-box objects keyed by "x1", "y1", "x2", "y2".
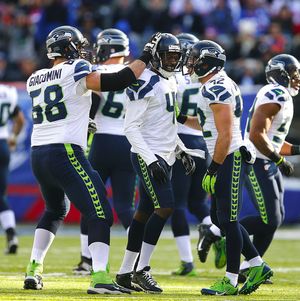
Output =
[{"x1": 86, "y1": 33, "x2": 162, "y2": 92}]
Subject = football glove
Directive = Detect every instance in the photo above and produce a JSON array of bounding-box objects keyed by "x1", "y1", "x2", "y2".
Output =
[
  {"x1": 143, "y1": 32, "x2": 162, "y2": 57},
  {"x1": 88, "y1": 118, "x2": 97, "y2": 134},
  {"x1": 202, "y1": 160, "x2": 221, "y2": 194},
  {"x1": 178, "y1": 152, "x2": 196, "y2": 176},
  {"x1": 276, "y1": 157, "x2": 294, "y2": 177},
  {"x1": 202, "y1": 171, "x2": 217, "y2": 194},
  {"x1": 148, "y1": 160, "x2": 168, "y2": 184}
]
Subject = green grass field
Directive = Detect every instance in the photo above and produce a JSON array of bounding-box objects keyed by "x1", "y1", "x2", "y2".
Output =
[{"x1": 0, "y1": 225, "x2": 300, "y2": 301}]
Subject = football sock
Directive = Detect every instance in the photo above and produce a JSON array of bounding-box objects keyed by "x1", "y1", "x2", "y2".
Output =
[
  {"x1": 80, "y1": 234, "x2": 91, "y2": 259},
  {"x1": 118, "y1": 250, "x2": 139, "y2": 274},
  {"x1": 210, "y1": 224, "x2": 222, "y2": 237},
  {"x1": 223, "y1": 221, "x2": 242, "y2": 274},
  {"x1": 248, "y1": 256, "x2": 263, "y2": 267},
  {"x1": 225, "y1": 272, "x2": 238, "y2": 286},
  {"x1": 136, "y1": 242, "x2": 155, "y2": 271},
  {"x1": 240, "y1": 224, "x2": 260, "y2": 260},
  {"x1": 171, "y1": 209, "x2": 189, "y2": 237},
  {"x1": 201, "y1": 215, "x2": 212, "y2": 225},
  {"x1": 30, "y1": 228, "x2": 55, "y2": 264},
  {"x1": 89, "y1": 241, "x2": 109, "y2": 272},
  {"x1": 175, "y1": 235, "x2": 193, "y2": 263},
  {"x1": 0, "y1": 210, "x2": 16, "y2": 230},
  {"x1": 126, "y1": 219, "x2": 145, "y2": 252},
  {"x1": 143, "y1": 213, "x2": 167, "y2": 245},
  {"x1": 240, "y1": 260, "x2": 250, "y2": 270}
]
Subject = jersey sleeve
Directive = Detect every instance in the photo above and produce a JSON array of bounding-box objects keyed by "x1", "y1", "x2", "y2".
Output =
[
  {"x1": 126, "y1": 74, "x2": 159, "y2": 101},
  {"x1": 201, "y1": 81, "x2": 232, "y2": 105},
  {"x1": 73, "y1": 60, "x2": 92, "y2": 82},
  {"x1": 256, "y1": 86, "x2": 288, "y2": 108}
]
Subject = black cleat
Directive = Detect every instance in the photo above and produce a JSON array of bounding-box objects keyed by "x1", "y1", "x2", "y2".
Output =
[
  {"x1": 133, "y1": 266, "x2": 162, "y2": 294},
  {"x1": 116, "y1": 272, "x2": 143, "y2": 292},
  {"x1": 5, "y1": 230, "x2": 18, "y2": 255},
  {"x1": 197, "y1": 224, "x2": 220, "y2": 263},
  {"x1": 73, "y1": 256, "x2": 92, "y2": 275}
]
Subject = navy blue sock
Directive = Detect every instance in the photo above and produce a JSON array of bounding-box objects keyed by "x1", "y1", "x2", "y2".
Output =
[
  {"x1": 127, "y1": 219, "x2": 146, "y2": 252},
  {"x1": 240, "y1": 224, "x2": 260, "y2": 260},
  {"x1": 88, "y1": 218, "x2": 110, "y2": 245},
  {"x1": 143, "y1": 213, "x2": 167, "y2": 245},
  {"x1": 171, "y1": 209, "x2": 189, "y2": 237},
  {"x1": 223, "y1": 221, "x2": 243, "y2": 274}
]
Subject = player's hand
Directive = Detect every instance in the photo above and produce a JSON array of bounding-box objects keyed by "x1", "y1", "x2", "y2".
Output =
[
  {"x1": 277, "y1": 157, "x2": 294, "y2": 177},
  {"x1": 148, "y1": 160, "x2": 168, "y2": 184},
  {"x1": 179, "y1": 152, "x2": 196, "y2": 176},
  {"x1": 143, "y1": 32, "x2": 162, "y2": 57},
  {"x1": 88, "y1": 118, "x2": 97, "y2": 134},
  {"x1": 202, "y1": 171, "x2": 217, "y2": 194}
]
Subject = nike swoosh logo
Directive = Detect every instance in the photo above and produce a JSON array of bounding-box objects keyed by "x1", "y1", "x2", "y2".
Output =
[
  {"x1": 197, "y1": 237, "x2": 205, "y2": 251},
  {"x1": 248, "y1": 270, "x2": 259, "y2": 282}
]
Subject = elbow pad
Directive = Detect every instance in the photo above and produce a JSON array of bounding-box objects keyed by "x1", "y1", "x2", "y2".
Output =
[{"x1": 100, "y1": 67, "x2": 137, "y2": 92}]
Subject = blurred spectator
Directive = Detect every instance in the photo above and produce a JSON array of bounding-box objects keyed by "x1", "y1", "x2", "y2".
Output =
[{"x1": 170, "y1": 0, "x2": 204, "y2": 36}]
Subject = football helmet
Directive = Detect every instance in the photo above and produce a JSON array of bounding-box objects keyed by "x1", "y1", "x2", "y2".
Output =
[
  {"x1": 151, "y1": 33, "x2": 182, "y2": 78},
  {"x1": 186, "y1": 40, "x2": 226, "y2": 79},
  {"x1": 46, "y1": 25, "x2": 89, "y2": 60},
  {"x1": 265, "y1": 54, "x2": 300, "y2": 95},
  {"x1": 176, "y1": 33, "x2": 199, "y2": 52},
  {"x1": 94, "y1": 28, "x2": 130, "y2": 63}
]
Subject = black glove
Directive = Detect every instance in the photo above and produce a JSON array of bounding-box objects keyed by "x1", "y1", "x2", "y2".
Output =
[
  {"x1": 148, "y1": 160, "x2": 168, "y2": 184},
  {"x1": 139, "y1": 32, "x2": 162, "y2": 65},
  {"x1": 88, "y1": 118, "x2": 97, "y2": 134},
  {"x1": 179, "y1": 152, "x2": 196, "y2": 176},
  {"x1": 277, "y1": 157, "x2": 294, "y2": 177}
]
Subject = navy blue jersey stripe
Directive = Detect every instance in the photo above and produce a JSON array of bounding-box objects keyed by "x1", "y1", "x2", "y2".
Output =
[
  {"x1": 74, "y1": 61, "x2": 91, "y2": 82},
  {"x1": 138, "y1": 75, "x2": 160, "y2": 99}
]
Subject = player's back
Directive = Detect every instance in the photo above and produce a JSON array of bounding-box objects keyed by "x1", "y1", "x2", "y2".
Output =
[
  {"x1": 245, "y1": 83, "x2": 293, "y2": 160},
  {"x1": 27, "y1": 59, "x2": 92, "y2": 148},
  {"x1": 94, "y1": 64, "x2": 126, "y2": 136},
  {"x1": 0, "y1": 84, "x2": 18, "y2": 139},
  {"x1": 199, "y1": 71, "x2": 243, "y2": 156}
]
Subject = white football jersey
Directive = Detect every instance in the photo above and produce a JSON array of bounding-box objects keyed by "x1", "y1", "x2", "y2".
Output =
[
  {"x1": 198, "y1": 71, "x2": 244, "y2": 157},
  {"x1": 27, "y1": 59, "x2": 92, "y2": 149},
  {"x1": 0, "y1": 84, "x2": 18, "y2": 139},
  {"x1": 244, "y1": 83, "x2": 294, "y2": 160},
  {"x1": 124, "y1": 68, "x2": 178, "y2": 166},
  {"x1": 93, "y1": 64, "x2": 126, "y2": 136},
  {"x1": 175, "y1": 73, "x2": 203, "y2": 136}
]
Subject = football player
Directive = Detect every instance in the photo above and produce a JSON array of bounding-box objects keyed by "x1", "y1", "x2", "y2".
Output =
[
  {"x1": 115, "y1": 33, "x2": 199, "y2": 293},
  {"x1": 179, "y1": 40, "x2": 273, "y2": 295},
  {"x1": 73, "y1": 28, "x2": 137, "y2": 275},
  {"x1": 23, "y1": 25, "x2": 161, "y2": 294},
  {"x1": 0, "y1": 84, "x2": 24, "y2": 254},
  {"x1": 239, "y1": 54, "x2": 300, "y2": 282},
  {"x1": 171, "y1": 33, "x2": 209, "y2": 276}
]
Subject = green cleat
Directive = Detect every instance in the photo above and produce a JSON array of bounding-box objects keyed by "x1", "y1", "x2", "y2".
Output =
[
  {"x1": 213, "y1": 237, "x2": 226, "y2": 269},
  {"x1": 201, "y1": 276, "x2": 238, "y2": 296},
  {"x1": 87, "y1": 270, "x2": 131, "y2": 294},
  {"x1": 24, "y1": 260, "x2": 43, "y2": 290},
  {"x1": 239, "y1": 263, "x2": 273, "y2": 295},
  {"x1": 171, "y1": 261, "x2": 197, "y2": 276}
]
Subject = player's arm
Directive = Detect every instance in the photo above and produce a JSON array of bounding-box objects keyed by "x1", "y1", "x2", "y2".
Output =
[
  {"x1": 86, "y1": 33, "x2": 162, "y2": 92},
  {"x1": 124, "y1": 98, "x2": 157, "y2": 165},
  {"x1": 175, "y1": 102, "x2": 202, "y2": 130},
  {"x1": 249, "y1": 103, "x2": 280, "y2": 159},
  {"x1": 249, "y1": 103, "x2": 294, "y2": 175},
  {"x1": 8, "y1": 106, "x2": 25, "y2": 150},
  {"x1": 211, "y1": 103, "x2": 232, "y2": 164},
  {"x1": 279, "y1": 141, "x2": 300, "y2": 156}
]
